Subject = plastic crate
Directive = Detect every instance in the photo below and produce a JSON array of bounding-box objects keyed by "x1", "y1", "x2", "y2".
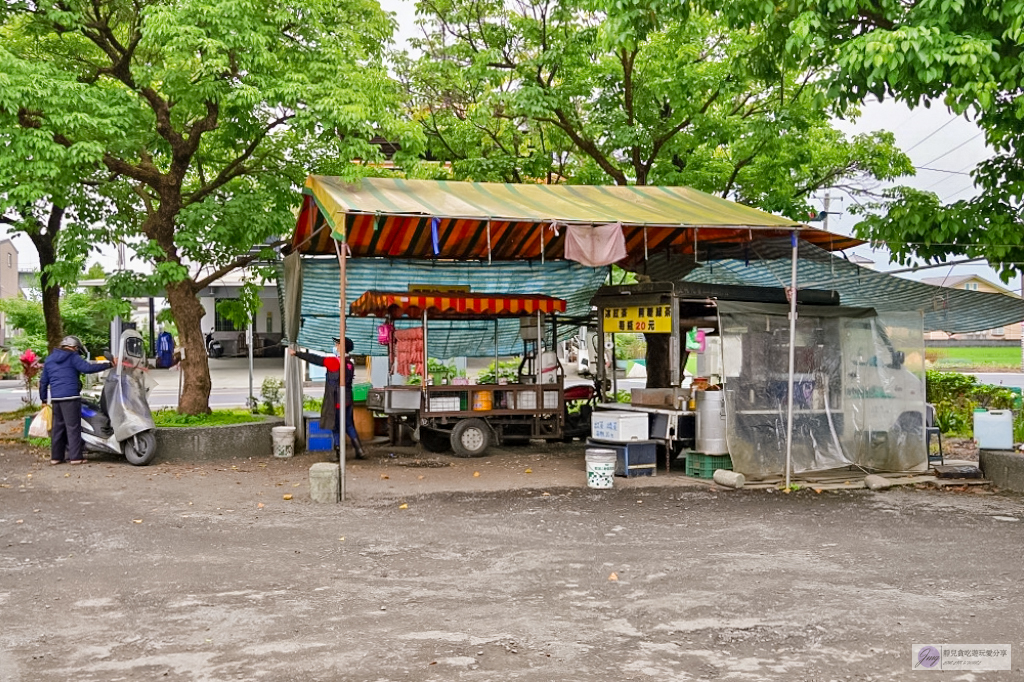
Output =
[
  {"x1": 686, "y1": 453, "x2": 732, "y2": 479},
  {"x1": 306, "y1": 418, "x2": 335, "y2": 452}
]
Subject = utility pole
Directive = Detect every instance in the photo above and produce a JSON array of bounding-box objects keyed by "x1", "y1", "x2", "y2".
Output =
[{"x1": 822, "y1": 190, "x2": 831, "y2": 232}]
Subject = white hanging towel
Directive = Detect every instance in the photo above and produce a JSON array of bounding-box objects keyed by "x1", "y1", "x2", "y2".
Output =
[{"x1": 564, "y1": 222, "x2": 627, "y2": 267}]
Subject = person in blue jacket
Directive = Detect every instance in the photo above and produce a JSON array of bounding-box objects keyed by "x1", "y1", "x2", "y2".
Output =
[{"x1": 39, "y1": 336, "x2": 113, "y2": 465}]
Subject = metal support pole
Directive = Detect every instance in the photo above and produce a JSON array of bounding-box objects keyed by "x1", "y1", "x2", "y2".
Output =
[
  {"x1": 333, "y1": 239, "x2": 347, "y2": 502},
  {"x1": 247, "y1": 322, "x2": 254, "y2": 411},
  {"x1": 494, "y1": 319, "x2": 499, "y2": 382},
  {"x1": 784, "y1": 231, "x2": 799, "y2": 489}
]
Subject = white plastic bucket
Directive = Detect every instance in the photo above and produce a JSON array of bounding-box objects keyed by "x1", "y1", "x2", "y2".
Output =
[
  {"x1": 272, "y1": 426, "x2": 296, "y2": 459},
  {"x1": 585, "y1": 448, "x2": 617, "y2": 489}
]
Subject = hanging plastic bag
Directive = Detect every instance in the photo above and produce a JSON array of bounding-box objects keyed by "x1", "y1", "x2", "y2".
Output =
[
  {"x1": 685, "y1": 329, "x2": 706, "y2": 353},
  {"x1": 377, "y1": 323, "x2": 394, "y2": 346},
  {"x1": 28, "y1": 404, "x2": 52, "y2": 438}
]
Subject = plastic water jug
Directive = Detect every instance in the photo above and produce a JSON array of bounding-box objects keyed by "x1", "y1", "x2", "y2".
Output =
[{"x1": 973, "y1": 409, "x2": 1013, "y2": 450}]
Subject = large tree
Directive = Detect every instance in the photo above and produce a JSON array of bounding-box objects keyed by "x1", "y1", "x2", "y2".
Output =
[
  {"x1": 0, "y1": 0, "x2": 422, "y2": 413},
  {"x1": 731, "y1": 0, "x2": 1024, "y2": 278},
  {"x1": 404, "y1": 0, "x2": 912, "y2": 385}
]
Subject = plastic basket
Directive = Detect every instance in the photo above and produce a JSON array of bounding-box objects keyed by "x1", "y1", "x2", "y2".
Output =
[
  {"x1": 686, "y1": 453, "x2": 732, "y2": 479},
  {"x1": 352, "y1": 382, "x2": 372, "y2": 403}
]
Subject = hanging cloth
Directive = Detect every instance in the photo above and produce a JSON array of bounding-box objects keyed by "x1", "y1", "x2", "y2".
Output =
[{"x1": 564, "y1": 222, "x2": 627, "y2": 267}]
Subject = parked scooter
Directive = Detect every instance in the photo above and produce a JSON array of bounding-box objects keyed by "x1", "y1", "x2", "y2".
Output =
[
  {"x1": 81, "y1": 329, "x2": 158, "y2": 466},
  {"x1": 205, "y1": 331, "x2": 224, "y2": 358}
]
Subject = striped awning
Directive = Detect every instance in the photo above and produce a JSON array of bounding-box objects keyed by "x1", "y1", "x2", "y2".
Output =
[
  {"x1": 291, "y1": 177, "x2": 862, "y2": 263},
  {"x1": 349, "y1": 290, "x2": 567, "y2": 320}
]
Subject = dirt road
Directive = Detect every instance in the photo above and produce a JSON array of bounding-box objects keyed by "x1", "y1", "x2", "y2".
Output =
[{"x1": 2, "y1": 442, "x2": 1023, "y2": 681}]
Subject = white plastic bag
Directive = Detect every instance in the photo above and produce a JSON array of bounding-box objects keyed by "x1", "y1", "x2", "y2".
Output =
[{"x1": 28, "y1": 405, "x2": 51, "y2": 438}]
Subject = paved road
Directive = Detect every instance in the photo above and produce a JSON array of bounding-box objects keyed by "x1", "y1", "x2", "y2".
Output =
[
  {"x1": 1, "y1": 441, "x2": 1023, "y2": 681},
  {"x1": 971, "y1": 372, "x2": 1024, "y2": 389}
]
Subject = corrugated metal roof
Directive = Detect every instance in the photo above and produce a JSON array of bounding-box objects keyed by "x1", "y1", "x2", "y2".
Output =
[
  {"x1": 290, "y1": 177, "x2": 863, "y2": 262},
  {"x1": 291, "y1": 258, "x2": 606, "y2": 356}
]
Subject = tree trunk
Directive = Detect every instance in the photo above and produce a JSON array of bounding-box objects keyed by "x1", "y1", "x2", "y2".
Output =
[
  {"x1": 25, "y1": 205, "x2": 64, "y2": 351},
  {"x1": 40, "y1": 272, "x2": 63, "y2": 352},
  {"x1": 165, "y1": 279, "x2": 212, "y2": 414}
]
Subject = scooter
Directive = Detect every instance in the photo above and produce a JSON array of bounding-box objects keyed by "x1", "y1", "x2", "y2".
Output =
[
  {"x1": 81, "y1": 329, "x2": 159, "y2": 466},
  {"x1": 206, "y1": 332, "x2": 224, "y2": 358}
]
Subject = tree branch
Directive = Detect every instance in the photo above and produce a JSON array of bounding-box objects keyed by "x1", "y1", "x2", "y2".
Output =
[
  {"x1": 193, "y1": 240, "x2": 288, "y2": 291},
  {"x1": 185, "y1": 114, "x2": 292, "y2": 205}
]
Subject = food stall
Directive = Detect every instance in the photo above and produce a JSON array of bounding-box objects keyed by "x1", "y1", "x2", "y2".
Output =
[
  {"x1": 591, "y1": 282, "x2": 928, "y2": 478},
  {"x1": 354, "y1": 289, "x2": 595, "y2": 457}
]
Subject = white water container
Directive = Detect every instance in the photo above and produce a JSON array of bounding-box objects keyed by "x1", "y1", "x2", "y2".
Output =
[
  {"x1": 585, "y1": 448, "x2": 616, "y2": 489},
  {"x1": 272, "y1": 426, "x2": 296, "y2": 459},
  {"x1": 974, "y1": 409, "x2": 1013, "y2": 450}
]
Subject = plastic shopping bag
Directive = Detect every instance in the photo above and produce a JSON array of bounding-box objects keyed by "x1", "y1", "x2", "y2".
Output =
[{"x1": 28, "y1": 404, "x2": 52, "y2": 438}]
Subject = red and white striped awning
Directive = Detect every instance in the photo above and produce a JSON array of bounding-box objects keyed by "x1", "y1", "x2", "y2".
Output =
[{"x1": 349, "y1": 290, "x2": 567, "y2": 319}]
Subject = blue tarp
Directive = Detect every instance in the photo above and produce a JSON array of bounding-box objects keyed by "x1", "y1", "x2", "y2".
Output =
[{"x1": 289, "y1": 258, "x2": 607, "y2": 357}]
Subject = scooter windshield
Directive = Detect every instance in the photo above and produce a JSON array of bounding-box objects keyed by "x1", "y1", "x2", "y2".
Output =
[{"x1": 104, "y1": 369, "x2": 156, "y2": 442}]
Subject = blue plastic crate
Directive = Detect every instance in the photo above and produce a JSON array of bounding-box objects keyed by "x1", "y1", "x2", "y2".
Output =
[{"x1": 306, "y1": 418, "x2": 335, "y2": 451}]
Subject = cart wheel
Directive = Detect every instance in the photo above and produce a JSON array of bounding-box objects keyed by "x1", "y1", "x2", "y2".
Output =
[
  {"x1": 450, "y1": 418, "x2": 491, "y2": 458},
  {"x1": 420, "y1": 427, "x2": 452, "y2": 453}
]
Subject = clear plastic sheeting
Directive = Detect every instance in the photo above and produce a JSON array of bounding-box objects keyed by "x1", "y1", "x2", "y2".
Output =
[
  {"x1": 716, "y1": 302, "x2": 926, "y2": 478},
  {"x1": 103, "y1": 369, "x2": 155, "y2": 442}
]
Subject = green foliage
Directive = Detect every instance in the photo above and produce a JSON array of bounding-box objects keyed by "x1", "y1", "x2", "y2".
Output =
[
  {"x1": 26, "y1": 437, "x2": 51, "y2": 448},
  {"x1": 404, "y1": 0, "x2": 910, "y2": 218},
  {"x1": 0, "y1": 0, "x2": 424, "y2": 413},
  {"x1": 0, "y1": 405, "x2": 40, "y2": 421},
  {"x1": 740, "y1": 0, "x2": 1024, "y2": 278},
  {"x1": 0, "y1": 291, "x2": 128, "y2": 357},
  {"x1": 476, "y1": 359, "x2": 521, "y2": 384},
  {"x1": 615, "y1": 335, "x2": 647, "y2": 361},
  {"x1": 303, "y1": 395, "x2": 323, "y2": 413},
  {"x1": 259, "y1": 377, "x2": 284, "y2": 416},
  {"x1": 151, "y1": 409, "x2": 263, "y2": 428},
  {"x1": 926, "y1": 370, "x2": 1017, "y2": 437},
  {"x1": 613, "y1": 389, "x2": 632, "y2": 404}
]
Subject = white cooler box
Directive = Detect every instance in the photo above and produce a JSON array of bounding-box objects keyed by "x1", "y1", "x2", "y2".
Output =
[{"x1": 591, "y1": 411, "x2": 649, "y2": 442}]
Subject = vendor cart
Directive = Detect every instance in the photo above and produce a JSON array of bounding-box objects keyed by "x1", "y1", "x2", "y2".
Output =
[
  {"x1": 355, "y1": 290, "x2": 595, "y2": 457},
  {"x1": 591, "y1": 282, "x2": 927, "y2": 478}
]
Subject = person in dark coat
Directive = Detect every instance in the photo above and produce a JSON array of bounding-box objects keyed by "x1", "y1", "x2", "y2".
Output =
[
  {"x1": 39, "y1": 336, "x2": 113, "y2": 465},
  {"x1": 291, "y1": 337, "x2": 365, "y2": 459}
]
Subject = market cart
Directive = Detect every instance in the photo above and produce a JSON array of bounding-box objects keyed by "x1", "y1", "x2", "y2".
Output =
[{"x1": 354, "y1": 290, "x2": 595, "y2": 457}]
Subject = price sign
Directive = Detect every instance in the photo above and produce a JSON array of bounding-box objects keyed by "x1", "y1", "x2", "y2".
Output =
[{"x1": 601, "y1": 305, "x2": 673, "y2": 334}]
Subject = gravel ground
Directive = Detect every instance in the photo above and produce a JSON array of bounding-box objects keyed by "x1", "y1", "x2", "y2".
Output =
[{"x1": 2, "y1": 439, "x2": 1023, "y2": 681}]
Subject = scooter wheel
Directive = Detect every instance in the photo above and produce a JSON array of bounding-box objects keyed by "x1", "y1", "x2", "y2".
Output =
[{"x1": 124, "y1": 431, "x2": 158, "y2": 466}]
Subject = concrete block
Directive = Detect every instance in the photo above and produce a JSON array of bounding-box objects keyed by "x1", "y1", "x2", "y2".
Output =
[
  {"x1": 864, "y1": 474, "x2": 892, "y2": 490},
  {"x1": 712, "y1": 469, "x2": 745, "y2": 489},
  {"x1": 979, "y1": 450, "x2": 1024, "y2": 493},
  {"x1": 155, "y1": 417, "x2": 284, "y2": 462},
  {"x1": 309, "y1": 463, "x2": 340, "y2": 503}
]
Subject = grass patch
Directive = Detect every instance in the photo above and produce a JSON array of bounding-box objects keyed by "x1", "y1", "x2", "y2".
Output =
[
  {"x1": 26, "y1": 436, "x2": 50, "y2": 448},
  {"x1": 0, "y1": 405, "x2": 41, "y2": 421},
  {"x1": 926, "y1": 346, "x2": 1022, "y2": 370},
  {"x1": 152, "y1": 409, "x2": 264, "y2": 428}
]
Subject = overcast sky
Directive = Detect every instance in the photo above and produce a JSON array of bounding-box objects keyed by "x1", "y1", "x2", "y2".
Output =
[{"x1": 4, "y1": 1, "x2": 1018, "y2": 296}]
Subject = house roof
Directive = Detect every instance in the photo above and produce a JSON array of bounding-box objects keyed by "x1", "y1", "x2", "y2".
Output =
[
  {"x1": 290, "y1": 176, "x2": 862, "y2": 264},
  {"x1": 919, "y1": 274, "x2": 1018, "y2": 297}
]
